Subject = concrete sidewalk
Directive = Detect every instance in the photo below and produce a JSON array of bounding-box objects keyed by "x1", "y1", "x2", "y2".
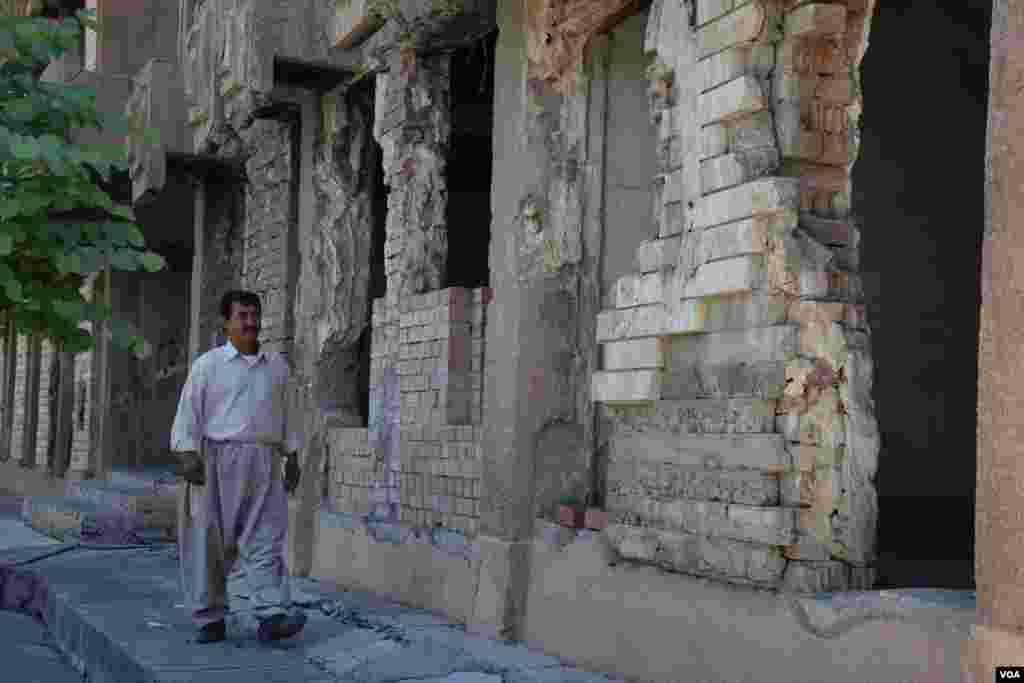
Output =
[{"x1": 0, "y1": 510, "x2": 625, "y2": 683}]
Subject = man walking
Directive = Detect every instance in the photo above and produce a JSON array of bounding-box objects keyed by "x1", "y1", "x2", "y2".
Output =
[{"x1": 171, "y1": 290, "x2": 305, "y2": 644}]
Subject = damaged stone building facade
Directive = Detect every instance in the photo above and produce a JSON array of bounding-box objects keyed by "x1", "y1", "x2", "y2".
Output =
[{"x1": 2, "y1": 0, "x2": 1020, "y2": 680}]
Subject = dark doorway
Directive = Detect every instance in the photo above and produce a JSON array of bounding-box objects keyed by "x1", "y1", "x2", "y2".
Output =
[
  {"x1": 444, "y1": 31, "x2": 497, "y2": 289},
  {"x1": 357, "y1": 79, "x2": 389, "y2": 427},
  {"x1": 853, "y1": 0, "x2": 990, "y2": 589}
]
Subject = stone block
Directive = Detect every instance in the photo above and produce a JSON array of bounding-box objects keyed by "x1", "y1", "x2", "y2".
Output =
[
  {"x1": 662, "y1": 359, "x2": 787, "y2": 401},
  {"x1": 668, "y1": 324, "x2": 797, "y2": 366},
  {"x1": 701, "y1": 123, "x2": 729, "y2": 160},
  {"x1": 660, "y1": 201, "x2": 686, "y2": 238},
  {"x1": 794, "y1": 214, "x2": 860, "y2": 248},
  {"x1": 695, "y1": 177, "x2": 800, "y2": 229},
  {"x1": 595, "y1": 305, "x2": 666, "y2": 342},
  {"x1": 697, "y1": 0, "x2": 740, "y2": 27},
  {"x1": 635, "y1": 236, "x2": 682, "y2": 273},
  {"x1": 609, "y1": 431, "x2": 791, "y2": 472},
  {"x1": 610, "y1": 494, "x2": 796, "y2": 545},
  {"x1": 781, "y1": 560, "x2": 849, "y2": 593},
  {"x1": 700, "y1": 75, "x2": 767, "y2": 125},
  {"x1": 615, "y1": 272, "x2": 666, "y2": 308},
  {"x1": 784, "y1": 532, "x2": 833, "y2": 561},
  {"x1": 697, "y1": 1, "x2": 771, "y2": 59},
  {"x1": 612, "y1": 398, "x2": 776, "y2": 434},
  {"x1": 700, "y1": 43, "x2": 776, "y2": 92},
  {"x1": 784, "y1": 3, "x2": 847, "y2": 39},
  {"x1": 682, "y1": 254, "x2": 766, "y2": 298},
  {"x1": 605, "y1": 523, "x2": 786, "y2": 584},
  {"x1": 700, "y1": 217, "x2": 770, "y2": 264},
  {"x1": 664, "y1": 292, "x2": 789, "y2": 335},
  {"x1": 591, "y1": 370, "x2": 663, "y2": 404},
  {"x1": 602, "y1": 338, "x2": 666, "y2": 371},
  {"x1": 816, "y1": 74, "x2": 857, "y2": 105}
]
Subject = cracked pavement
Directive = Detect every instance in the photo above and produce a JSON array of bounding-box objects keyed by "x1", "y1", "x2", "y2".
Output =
[{"x1": 0, "y1": 508, "x2": 625, "y2": 683}]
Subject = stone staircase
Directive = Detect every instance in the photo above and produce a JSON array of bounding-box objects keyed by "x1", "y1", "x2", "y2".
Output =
[{"x1": 21, "y1": 466, "x2": 179, "y2": 545}]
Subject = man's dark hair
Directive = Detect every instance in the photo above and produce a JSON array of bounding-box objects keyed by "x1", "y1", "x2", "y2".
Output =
[{"x1": 220, "y1": 290, "x2": 262, "y2": 320}]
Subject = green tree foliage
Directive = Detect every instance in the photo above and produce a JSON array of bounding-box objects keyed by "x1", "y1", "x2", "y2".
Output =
[{"x1": 0, "y1": 7, "x2": 163, "y2": 356}]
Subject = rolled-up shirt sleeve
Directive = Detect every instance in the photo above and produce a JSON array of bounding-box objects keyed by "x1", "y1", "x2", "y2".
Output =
[{"x1": 170, "y1": 359, "x2": 206, "y2": 452}]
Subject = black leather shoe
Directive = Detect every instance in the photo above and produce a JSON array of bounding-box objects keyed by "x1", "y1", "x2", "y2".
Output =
[
  {"x1": 195, "y1": 619, "x2": 226, "y2": 643},
  {"x1": 257, "y1": 612, "x2": 307, "y2": 642}
]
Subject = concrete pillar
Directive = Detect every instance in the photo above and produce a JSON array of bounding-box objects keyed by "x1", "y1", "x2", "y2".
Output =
[
  {"x1": 965, "y1": 0, "x2": 1024, "y2": 676},
  {"x1": 19, "y1": 334, "x2": 42, "y2": 467},
  {"x1": 188, "y1": 176, "x2": 205, "y2": 364},
  {"x1": 469, "y1": 0, "x2": 592, "y2": 640}
]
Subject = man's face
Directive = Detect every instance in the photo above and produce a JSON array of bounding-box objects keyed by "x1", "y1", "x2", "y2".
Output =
[{"x1": 225, "y1": 303, "x2": 260, "y2": 347}]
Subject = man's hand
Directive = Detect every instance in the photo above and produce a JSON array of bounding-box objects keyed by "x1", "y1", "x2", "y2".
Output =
[
  {"x1": 284, "y1": 453, "x2": 300, "y2": 494},
  {"x1": 175, "y1": 451, "x2": 205, "y2": 486}
]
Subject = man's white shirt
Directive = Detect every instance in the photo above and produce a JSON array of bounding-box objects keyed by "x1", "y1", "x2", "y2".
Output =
[{"x1": 170, "y1": 341, "x2": 303, "y2": 454}]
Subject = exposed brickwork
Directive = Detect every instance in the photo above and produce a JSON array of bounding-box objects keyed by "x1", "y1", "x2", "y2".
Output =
[{"x1": 356, "y1": 287, "x2": 489, "y2": 533}]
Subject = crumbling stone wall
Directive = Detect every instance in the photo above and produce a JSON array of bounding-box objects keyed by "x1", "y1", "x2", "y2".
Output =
[
  {"x1": 242, "y1": 119, "x2": 298, "y2": 353},
  {"x1": 196, "y1": 178, "x2": 244, "y2": 354},
  {"x1": 294, "y1": 84, "x2": 377, "y2": 426},
  {"x1": 373, "y1": 58, "x2": 451, "y2": 301},
  {"x1": 589, "y1": 0, "x2": 879, "y2": 593}
]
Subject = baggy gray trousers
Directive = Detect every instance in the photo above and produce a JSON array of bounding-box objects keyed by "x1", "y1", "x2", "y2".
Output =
[{"x1": 179, "y1": 440, "x2": 291, "y2": 627}]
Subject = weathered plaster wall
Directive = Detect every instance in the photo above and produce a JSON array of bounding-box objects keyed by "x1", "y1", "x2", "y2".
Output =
[
  {"x1": 523, "y1": 523, "x2": 972, "y2": 683},
  {"x1": 601, "y1": 11, "x2": 658, "y2": 300},
  {"x1": 86, "y1": 0, "x2": 179, "y2": 77}
]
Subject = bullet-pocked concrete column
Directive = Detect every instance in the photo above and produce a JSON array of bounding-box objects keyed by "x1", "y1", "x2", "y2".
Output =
[
  {"x1": 966, "y1": 0, "x2": 1024, "y2": 676},
  {"x1": 470, "y1": 0, "x2": 594, "y2": 640}
]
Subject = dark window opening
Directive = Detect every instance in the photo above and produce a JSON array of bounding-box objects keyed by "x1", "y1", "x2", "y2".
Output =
[
  {"x1": 444, "y1": 30, "x2": 497, "y2": 290},
  {"x1": 853, "y1": 0, "x2": 991, "y2": 590}
]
